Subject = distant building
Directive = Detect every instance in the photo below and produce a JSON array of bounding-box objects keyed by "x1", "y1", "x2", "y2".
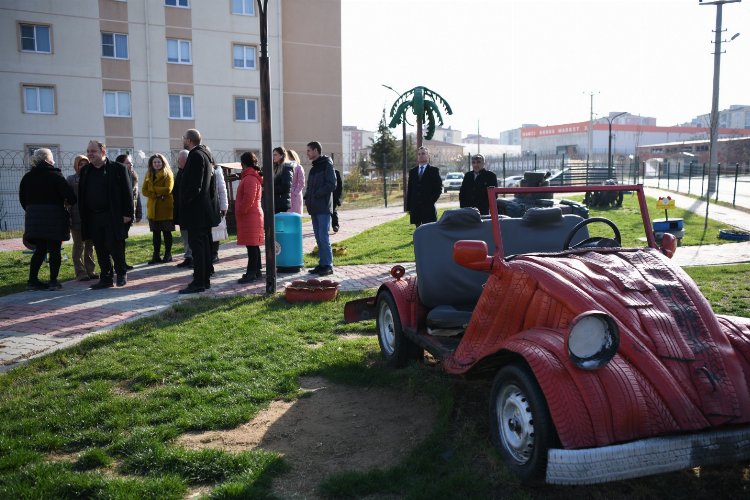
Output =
[
  {"x1": 342, "y1": 125, "x2": 374, "y2": 171},
  {"x1": 637, "y1": 136, "x2": 750, "y2": 174},
  {"x1": 499, "y1": 127, "x2": 527, "y2": 146},
  {"x1": 686, "y1": 105, "x2": 750, "y2": 130},
  {"x1": 521, "y1": 113, "x2": 747, "y2": 159},
  {"x1": 431, "y1": 125, "x2": 462, "y2": 144},
  {"x1": 464, "y1": 134, "x2": 500, "y2": 145}
]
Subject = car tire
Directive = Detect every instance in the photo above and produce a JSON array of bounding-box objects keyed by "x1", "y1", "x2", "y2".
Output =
[
  {"x1": 376, "y1": 291, "x2": 422, "y2": 368},
  {"x1": 489, "y1": 363, "x2": 557, "y2": 484}
]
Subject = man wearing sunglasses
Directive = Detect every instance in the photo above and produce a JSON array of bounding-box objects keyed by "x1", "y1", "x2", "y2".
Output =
[{"x1": 459, "y1": 153, "x2": 497, "y2": 215}]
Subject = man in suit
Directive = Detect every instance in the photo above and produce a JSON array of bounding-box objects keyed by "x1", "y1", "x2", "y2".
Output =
[
  {"x1": 177, "y1": 128, "x2": 219, "y2": 294},
  {"x1": 459, "y1": 153, "x2": 498, "y2": 215},
  {"x1": 406, "y1": 146, "x2": 443, "y2": 227}
]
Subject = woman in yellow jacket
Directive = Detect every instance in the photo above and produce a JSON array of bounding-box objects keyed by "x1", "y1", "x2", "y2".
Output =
[{"x1": 142, "y1": 153, "x2": 175, "y2": 264}]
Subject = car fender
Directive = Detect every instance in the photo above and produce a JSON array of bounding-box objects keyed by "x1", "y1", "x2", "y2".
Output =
[
  {"x1": 378, "y1": 277, "x2": 419, "y2": 332},
  {"x1": 499, "y1": 329, "x2": 704, "y2": 450}
]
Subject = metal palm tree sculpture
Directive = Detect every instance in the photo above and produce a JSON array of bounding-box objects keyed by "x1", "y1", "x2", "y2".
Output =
[{"x1": 388, "y1": 86, "x2": 453, "y2": 149}]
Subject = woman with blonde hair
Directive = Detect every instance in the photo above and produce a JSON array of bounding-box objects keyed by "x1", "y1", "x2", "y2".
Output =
[
  {"x1": 287, "y1": 149, "x2": 305, "y2": 215},
  {"x1": 141, "y1": 153, "x2": 175, "y2": 264}
]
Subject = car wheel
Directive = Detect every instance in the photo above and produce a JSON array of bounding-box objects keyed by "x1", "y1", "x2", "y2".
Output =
[
  {"x1": 376, "y1": 291, "x2": 421, "y2": 368},
  {"x1": 490, "y1": 363, "x2": 556, "y2": 483}
]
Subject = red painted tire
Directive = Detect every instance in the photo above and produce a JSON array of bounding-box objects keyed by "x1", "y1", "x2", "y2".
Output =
[{"x1": 376, "y1": 291, "x2": 422, "y2": 368}]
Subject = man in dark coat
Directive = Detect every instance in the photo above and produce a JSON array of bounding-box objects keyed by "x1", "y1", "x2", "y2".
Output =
[
  {"x1": 178, "y1": 128, "x2": 219, "y2": 294},
  {"x1": 406, "y1": 146, "x2": 443, "y2": 227},
  {"x1": 459, "y1": 154, "x2": 498, "y2": 215},
  {"x1": 79, "y1": 140, "x2": 133, "y2": 289},
  {"x1": 304, "y1": 141, "x2": 337, "y2": 276}
]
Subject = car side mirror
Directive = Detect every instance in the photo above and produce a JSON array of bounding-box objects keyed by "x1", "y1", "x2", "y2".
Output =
[
  {"x1": 453, "y1": 240, "x2": 492, "y2": 271},
  {"x1": 660, "y1": 232, "x2": 677, "y2": 259}
]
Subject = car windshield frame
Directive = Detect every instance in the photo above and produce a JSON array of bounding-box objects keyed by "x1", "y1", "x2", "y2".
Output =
[{"x1": 486, "y1": 184, "x2": 655, "y2": 260}]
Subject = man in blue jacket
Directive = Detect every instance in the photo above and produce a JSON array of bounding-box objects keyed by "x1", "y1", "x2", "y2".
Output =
[{"x1": 304, "y1": 141, "x2": 336, "y2": 276}]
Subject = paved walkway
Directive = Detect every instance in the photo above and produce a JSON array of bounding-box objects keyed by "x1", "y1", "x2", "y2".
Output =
[{"x1": 2, "y1": 198, "x2": 749, "y2": 373}]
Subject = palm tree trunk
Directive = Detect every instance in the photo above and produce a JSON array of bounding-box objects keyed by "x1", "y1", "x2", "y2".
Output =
[{"x1": 416, "y1": 118, "x2": 423, "y2": 149}]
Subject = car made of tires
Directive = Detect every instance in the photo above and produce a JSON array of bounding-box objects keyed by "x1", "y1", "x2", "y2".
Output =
[{"x1": 344, "y1": 183, "x2": 750, "y2": 485}]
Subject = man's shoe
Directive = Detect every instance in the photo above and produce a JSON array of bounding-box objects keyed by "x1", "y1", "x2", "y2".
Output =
[
  {"x1": 176, "y1": 258, "x2": 192, "y2": 268},
  {"x1": 178, "y1": 284, "x2": 205, "y2": 294},
  {"x1": 308, "y1": 266, "x2": 322, "y2": 275},
  {"x1": 162, "y1": 254, "x2": 173, "y2": 263},
  {"x1": 317, "y1": 266, "x2": 334, "y2": 276},
  {"x1": 125, "y1": 264, "x2": 134, "y2": 271},
  {"x1": 90, "y1": 280, "x2": 114, "y2": 290},
  {"x1": 147, "y1": 257, "x2": 161, "y2": 265},
  {"x1": 27, "y1": 279, "x2": 48, "y2": 291},
  {"x1": 116, "y1": 275, "x2": 127, "y2": 287},
  {"x1": 47, "y1": 281, "x2": 62, "y2": 291},
  {"x1": 238, "y1": 275, "x2": 256, "y2": 284}
]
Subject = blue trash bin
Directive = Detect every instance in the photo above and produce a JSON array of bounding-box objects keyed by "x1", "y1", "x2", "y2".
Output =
[{"x1": 275, "y1": 212, "x2": 303, "y2": 272}]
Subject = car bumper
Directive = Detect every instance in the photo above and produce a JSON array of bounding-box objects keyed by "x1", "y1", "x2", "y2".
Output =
[{"x1": 546, "y1": 425, "x2": 750, "y2": 484}]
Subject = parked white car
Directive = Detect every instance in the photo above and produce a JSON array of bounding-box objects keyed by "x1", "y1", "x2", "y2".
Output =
[
  {"x1": 442, "y1": 172, "x2": 464, "y2": 193},
  {"x1": 503, "y1": 175, "x2": 524, "y2": 188}
]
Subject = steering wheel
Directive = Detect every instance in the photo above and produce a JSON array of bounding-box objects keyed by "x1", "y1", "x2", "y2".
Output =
[{"x1": 562, "y1": 217, "x2": 622, "y2": 250}]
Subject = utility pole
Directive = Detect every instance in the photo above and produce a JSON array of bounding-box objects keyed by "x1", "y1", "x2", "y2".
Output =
[{"x1": 584, "y1": 91, "x2": 598, "y2": 159}]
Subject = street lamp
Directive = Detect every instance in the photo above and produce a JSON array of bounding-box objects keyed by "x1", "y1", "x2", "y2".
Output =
[
  {"x1": 605, "y1": 112, "x2": 627, "y2": 178},
  {"x1": 382, "y1": 84, "x2": 408, "y2": 212}
]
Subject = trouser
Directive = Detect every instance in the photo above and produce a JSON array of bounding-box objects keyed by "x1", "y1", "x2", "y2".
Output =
[
  {"x1": 29, "y1": 239, "x2": 62, "y2": 283},
  {"x1": 90, "y1": 213, "x2": 127, "y2": 282},
  {"x1": 152, "y1": 230, "x2": 173, "y2": 257},
  {"x1": 311, "y1": 213, "x2": 333, "y2": 267},
  {"x1": 180, "y1": 229, "x2": 192, "y2": 259},
  {"x1": 212, "y1": 241, "x2": 220, "y2": 258},
  {"x1": 71, "y1": 228, "x2": 96, "y2": 277},
  {"x1": 246, "y1": 245, "x2": 261, "y2": 277},
  {"x1": 187, "y1": 227, "x2": 211, "y2": 287}
]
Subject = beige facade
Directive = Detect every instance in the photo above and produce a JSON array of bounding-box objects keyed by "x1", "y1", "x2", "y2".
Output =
[{"x1": 0, "y1": 0, "x2": 342, "y2": 163}]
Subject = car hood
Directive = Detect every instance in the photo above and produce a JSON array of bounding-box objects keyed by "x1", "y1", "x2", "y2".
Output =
[{"x1": 515, "y1": 248, "x2": 750, "y2": 426}]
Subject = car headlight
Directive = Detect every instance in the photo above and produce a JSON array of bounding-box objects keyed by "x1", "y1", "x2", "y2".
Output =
[{"x1": 566, "y1": 311, "x2": 619, "y2": 370}]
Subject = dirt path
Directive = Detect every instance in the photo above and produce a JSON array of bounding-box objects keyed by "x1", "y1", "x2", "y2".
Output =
[{"x1": 178, "y1": 375, "x2": 437, "y2": 498}]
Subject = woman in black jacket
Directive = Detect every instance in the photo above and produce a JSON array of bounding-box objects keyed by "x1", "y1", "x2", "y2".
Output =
[
  {"x1": 19, "y1": 148, "x2": 77, "y2": 290},
  {"x1": 272, "y1": 147, "x2": 293, "y2": 213}
]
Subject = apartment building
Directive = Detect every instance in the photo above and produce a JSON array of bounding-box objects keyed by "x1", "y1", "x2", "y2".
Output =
[{"x1": 0, "y1": 0, "x2": 342, "y2": 162}]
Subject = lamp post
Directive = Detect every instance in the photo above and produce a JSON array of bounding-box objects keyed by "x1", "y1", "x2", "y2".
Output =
[
  {"x1": 256, "y1": 0, "x2": 275, "y2": 293},
  {"x1": 382, "y1": 84, "x2": 408, "y2": 211},
  {"x1": 605, "y1": 112, "x2": 627, "y2": 178}
]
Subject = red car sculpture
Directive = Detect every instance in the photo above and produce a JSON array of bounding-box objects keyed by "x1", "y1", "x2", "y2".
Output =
[{"x1": 344, "y1": 184, "x2": 750, "y2": 484}]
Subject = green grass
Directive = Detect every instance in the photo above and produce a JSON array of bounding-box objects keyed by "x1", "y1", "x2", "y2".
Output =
[
  {"x1": 0, "y1": 232, "x2": 185, "y2": 296},
  {"x1": 685, "y1": 263, "x2": 750, "y2": 317}
]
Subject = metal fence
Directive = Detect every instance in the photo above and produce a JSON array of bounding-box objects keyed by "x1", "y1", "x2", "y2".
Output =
[{"x1": 0, "y1": 149, "x2": 245, "y2": 233}]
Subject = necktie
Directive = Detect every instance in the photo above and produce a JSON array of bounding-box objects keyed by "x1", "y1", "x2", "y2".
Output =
[{"x1": 419, "y1": 166, "x2": 424, "y2": 177}]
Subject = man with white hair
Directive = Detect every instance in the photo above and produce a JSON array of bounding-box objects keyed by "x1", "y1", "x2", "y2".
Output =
[{"x1": 173, "y1": 149, "x2": 192, "y2": 268}]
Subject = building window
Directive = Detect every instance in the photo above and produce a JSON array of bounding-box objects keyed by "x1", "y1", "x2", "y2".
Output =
[
  {"x1": 167, "y1": 38, "x2": 192, "y2": 64},
  {"x1": 169, "y1": 94, "x2": 193, "y2": 119},
  {"x1": 165, "y1": 0, "x2": 189, "y2": 7},
  {"x1": 233, "y1": 44, "x2": 256, "y2": 69},
  {"x1": 102, "y1": 32, "x2": 128, "y2": 59},
  {"x1": 23, "y1": 85, "x2": 55, "y2": 114},
  {"x1": 26, "y1": 145, "x2": 60, "y2": 164},
  {"x1": 103, "y1": 91, "x2": 131, "y2": 117},
  {"x1": 231, "y1": 0, "x2": 255, "y2": 15},
  {"x1": 234, "y1": 97, "x2": 257, "y2": 122},
  {"x1": 20, "y1": 23, "x2": 51, "y2": 53}
]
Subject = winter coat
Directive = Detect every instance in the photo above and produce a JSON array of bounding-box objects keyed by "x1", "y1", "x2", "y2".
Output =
[
  {"x1": 212, "y1": 165, "x2": 229, "y2": 241},
  {"x1": 304, "y1": 155, "x2": 336, "y2": 215},
  {"x1": 128, "y1": 166, "x2": 142, "y2": 223},
  {"x1": 273, "y1": 162, "x2": 294, "y2": 213},
  {"x1": 142, "y1": 169, "x2": 174, "y2": 221},
  {"x1": 333, "y1": 169, "x2": 343, "y2": 207},
  {"x1": 290, "y1": 162, "x2": 305, "y2": 214},
  {"x1": 78, "y1": 159, "x2": 134, "y2": 242},
  {"x1": 178, "y1": 145, "x2": 219, "y2": 231},
  {"x1": 20, "y1": 161, "x2": 76, "y2": 241},
  {"x1": 66, "y1": 173, "x2": 83, "y2": 230},
  {"x1": 459, "y1": 168, "x2": 498, "y2": 215},
  {"x1": 235, "y1": 167, "x2": 264, "y2": 246}
]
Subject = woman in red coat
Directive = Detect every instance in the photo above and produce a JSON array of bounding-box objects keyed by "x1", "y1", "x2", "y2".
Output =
[{"x1": 235, "y1": 152, "x2": 264, "y2": 284}]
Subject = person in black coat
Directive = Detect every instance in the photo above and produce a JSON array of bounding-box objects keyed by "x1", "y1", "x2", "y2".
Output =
[
  {"x1": 406, "y1": 146, "x2": 443, "y2": 227},
  {"x1": 79, "y1": 140, "x2": 134, "y2": 289},
  {"x1": 19, "y1": 148, "x2": 77, "y2": 290},
  {"x1": 177, "y1": 128, "x2": 219, "y2": 294},
  {"x1": 459, "y1": 154, "x2": 498, "y2": 215},
  {"x1": 272, "y1": 147, "x2": 293, "y2": 213}
]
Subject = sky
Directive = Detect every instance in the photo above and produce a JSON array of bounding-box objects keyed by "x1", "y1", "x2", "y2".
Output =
[{"x1": 340, "y1": 0, "x2": 750, "y2": 137}]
